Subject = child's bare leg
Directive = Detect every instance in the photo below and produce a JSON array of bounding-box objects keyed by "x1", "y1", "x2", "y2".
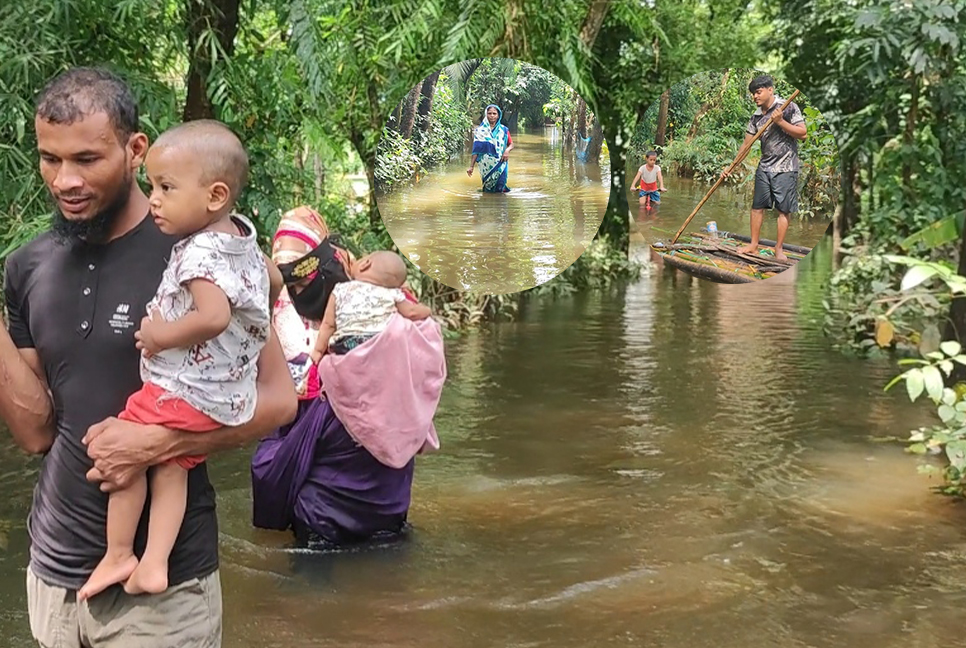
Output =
[
  {"x1": 77, "y1": 474, "x2": 146, "y2": 601},
  {"x1": 124, "y1": 462, "x2": 188, "y2": 595}
]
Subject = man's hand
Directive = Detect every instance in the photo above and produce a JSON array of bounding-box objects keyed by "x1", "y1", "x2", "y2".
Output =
[
  {"x1": 135, "y1": 308, "x2": 165, "y2": 357},
  {"x1": 83, "y1": 417, "x2": 172, "y2": 492},
  {"x1": 772, "y1": 108, "x2": 785, "y2": 126}
]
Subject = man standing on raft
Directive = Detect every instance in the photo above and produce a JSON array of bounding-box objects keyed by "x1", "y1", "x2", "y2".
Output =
[{"x1": 723, "y1": 75, "x2": 807, "y2": 261}]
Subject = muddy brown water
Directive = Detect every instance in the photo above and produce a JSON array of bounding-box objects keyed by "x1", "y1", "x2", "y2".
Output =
[
  {"x1": 377, "y1": 128, "x2": 610, "y2": 294},
  {"x1": 0, "y1": 238, "x2": 964, "y2": 647}
]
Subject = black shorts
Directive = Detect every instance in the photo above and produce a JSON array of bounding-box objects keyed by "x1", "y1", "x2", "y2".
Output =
[{"x1": 752, "y1": 169, "x2": 798, "y2": 214}]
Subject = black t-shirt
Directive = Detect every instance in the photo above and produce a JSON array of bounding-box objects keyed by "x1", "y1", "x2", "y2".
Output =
[{"x1": 4, "y1": 215, "x2": 219, "y2": 590}]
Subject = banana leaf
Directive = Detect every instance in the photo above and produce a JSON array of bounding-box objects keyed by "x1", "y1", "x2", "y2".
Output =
[{"x1": 900, "y1": 213, "x2": 965, "y2": 250}]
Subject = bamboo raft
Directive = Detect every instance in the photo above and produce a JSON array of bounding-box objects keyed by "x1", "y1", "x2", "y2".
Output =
[{"x1": 650, "y1": 230, "x2": 811, "y2": 283}]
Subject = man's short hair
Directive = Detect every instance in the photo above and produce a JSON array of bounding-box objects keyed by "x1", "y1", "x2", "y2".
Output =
[
  {"x1": 748, "y1": 75, "x2": 774, "y2": 93},
  {"x1": 154, "y1": 120, "x2": 250, "y2": 202},
  {"x1": 35, "y1": 67, "x2": 139, "y2": 143}
]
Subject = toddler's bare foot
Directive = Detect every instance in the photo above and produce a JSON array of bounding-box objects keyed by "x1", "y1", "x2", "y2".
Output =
[
  {"x1": 123, "y1": 560, "x2": 169, "y2": 595},
  {"x1": 78, "y1": 553, "x2": 138, "y2": 601}
]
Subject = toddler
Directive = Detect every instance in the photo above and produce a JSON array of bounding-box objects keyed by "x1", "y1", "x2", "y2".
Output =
[
  {"x1": 310, "y1": 251, "x2": 430, "y2": 362},
  {"x1": 631, "y1": 150, "x2": 667, "y2": 208},
  {"x1": 79, "y1": 120, "x2": 270, "y2": 600}
]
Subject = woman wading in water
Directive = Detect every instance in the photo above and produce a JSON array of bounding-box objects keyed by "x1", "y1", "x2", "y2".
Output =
[{"x1": 466, "y1": 104, "x2": 513, "y2": 193}]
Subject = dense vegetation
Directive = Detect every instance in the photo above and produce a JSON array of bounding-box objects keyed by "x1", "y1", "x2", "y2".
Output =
[
  {"x1": 374, "y1": 58, "x2": 603, "y2": 191},
  {"x1": 766, "y1": 0, "x2": 966, "y2": 494},
  {"x1": 2, "y1": 0, "x2": 965, "y2": 491},
  {"x1": 628, "y1": 68, "x2": 840, "y2": 220},
  {"x1": 0, "y1": 0, "x2": 766, "y2": 325}
]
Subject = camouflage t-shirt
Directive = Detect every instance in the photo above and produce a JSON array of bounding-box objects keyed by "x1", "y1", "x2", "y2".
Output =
[{"x1": 745, "y1": 97, "x2": 805, "y2": 173}]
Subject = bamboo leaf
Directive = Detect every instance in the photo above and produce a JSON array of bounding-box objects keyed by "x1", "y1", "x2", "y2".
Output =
[{"x1": 901, "y1": 264, "x2": 939, "y2": 291}]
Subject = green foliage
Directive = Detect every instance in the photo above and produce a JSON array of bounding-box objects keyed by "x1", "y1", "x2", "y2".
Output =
[
  {"x1": 1, "y1": 0, "x2": 778, "y2": 328},
  {"x1": 376, "y1": 59, "x2": 582, "y2": 189},
  {"x1": 886, "y1": 341, "x2": 966, "y2": 496},
  {"x1": 768, "y1": 0, "x2": 966, "y2": 350},
  {"x1": 825, "y1": 252, "x2": 965, "y2": 355},
  {"x1": 630, "y1": 67, "x2": 839, "y2": 218},
  {"x1": 526, "y1": 237, "x2": 643, "y2": 297},
  {"x1": 797, "y1": 106, "x2": 840, "y2": 218}
]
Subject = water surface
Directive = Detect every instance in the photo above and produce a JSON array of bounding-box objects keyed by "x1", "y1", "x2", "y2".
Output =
[
  {"x1": 378, "y1": 128, "x2": 610, "y2": 294},
  {"x1": 0, "y1": 241, "x2": 964, "y2": 647},
  {"x1": 628, "y1": 173, "x2": 832, "y2": 252}
]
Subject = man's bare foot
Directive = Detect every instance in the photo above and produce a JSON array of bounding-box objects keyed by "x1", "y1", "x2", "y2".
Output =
[
  {"x1": 123, "y1": 561, "x2": 168, "y2": 595},
  {"x1": 774, "y1": 249, "x2": 789, "y2": 262},
  {"x1": 78, "y1": 554, "x2": 138, "y2": 601},
  {"x1": 735, "y1": 244, "x2": 759, "y2": 255}
]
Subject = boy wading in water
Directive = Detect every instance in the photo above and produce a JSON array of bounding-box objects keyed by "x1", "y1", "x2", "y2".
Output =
[
  {"x1": 630, "y1": 151, "x2": 667, "y2": 209},
  {"x1": 79, "y1": 120, "x2": 271, "y2": 600},
  {"x1": 722, "y1": 75, "x2": 807, "y2": 261}
]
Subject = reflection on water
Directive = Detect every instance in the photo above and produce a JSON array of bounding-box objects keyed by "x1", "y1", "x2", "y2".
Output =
[
  {"x1": 378, "y1": 128, "x2": 610, "y2": 294},
  {"x1": 1, "y1": 240, "x2": 965, "y2": 647},
  {"x1": 630, "y1": 174, "x2": 832, "y2": 252}
]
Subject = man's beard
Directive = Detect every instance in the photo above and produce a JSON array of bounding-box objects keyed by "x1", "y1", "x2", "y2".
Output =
[{"x1": 49, "y1": 172, "x2": 132, "y2": 244}]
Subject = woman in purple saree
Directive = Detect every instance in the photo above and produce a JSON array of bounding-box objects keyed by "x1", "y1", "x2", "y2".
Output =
[{"x1": 251, "y1": 206, "x2": 414, "y2": 547}]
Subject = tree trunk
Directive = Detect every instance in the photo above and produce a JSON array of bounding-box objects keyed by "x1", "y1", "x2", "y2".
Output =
[
  {"x1": 596, "y1": 122, "x2": 629, "y2": 252},
  {"x1": 576, "y1": 97, "x2": 587, "y2": 138},
  {"x1": 686, "y1": 70, "x2": 729, "y2": 142},
  {"x1": 579, "y1": 0, "x2": 611, "y2": 48},
  {"x1": 399, "y1": 82, "x2": 423, "y2": 139},
  {"x1": 946, "y1": 219, "x2": 966, "y2": 383},
  {"x1": 417, "y1": 70, "x2": 441, "y2": 133},
  {"x1": 655, "y1": 88, "x2": 670, "y2": 146},
  {"x1": 586, "y1": 118, "x2": 604, "y2": 163},
  {"x1": 902, "y1": 73, "x2": 919, "y2": 199},
  {"x1": 183, "y1": 0, "x2": 240, "y2": 122},
  {"x1": 835, "y1": 154, "x2": 860, "y2": 265}
]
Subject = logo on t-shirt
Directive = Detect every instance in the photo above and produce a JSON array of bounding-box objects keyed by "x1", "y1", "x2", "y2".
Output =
[{"x1": 109, "y1": 303, "x2": 135, "y2": 334}]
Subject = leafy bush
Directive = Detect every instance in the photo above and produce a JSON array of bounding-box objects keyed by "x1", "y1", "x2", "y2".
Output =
[{"x1": 886, "y1": 341, "x2": 966, "y2": 497}]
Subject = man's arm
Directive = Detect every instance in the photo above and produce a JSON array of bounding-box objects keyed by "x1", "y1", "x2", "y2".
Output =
[
  {"x1": 0, "y1": 329, "x2": 55, "y2": 454},
  {"x1": 1, "y1": 261, "x2": 56, "y2": 455},
  {"x1": 264, "y1": 252, "x2": 283, "y2": 307},
  {"x1": 772, "y1": 108, "x2": 807, "y2": 141},
  {"x1": 84, "y1": 325, "x2": 297, "y2": 490}
]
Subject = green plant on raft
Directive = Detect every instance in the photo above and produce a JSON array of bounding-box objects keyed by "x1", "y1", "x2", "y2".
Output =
[{"x1": 885, "y1": 340, "x2": 966, "y2": 497}]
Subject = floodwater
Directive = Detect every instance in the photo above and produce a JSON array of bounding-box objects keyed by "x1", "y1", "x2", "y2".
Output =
[
  {"x1": 377, "y1": 127, "x2": 610, "y2": 294},
  {"x1": 629, "y1": 173, "x2": 833, "y2": 252},
  {"x1": 2, "y1": 240, "x2": 966, "y2": 647}
]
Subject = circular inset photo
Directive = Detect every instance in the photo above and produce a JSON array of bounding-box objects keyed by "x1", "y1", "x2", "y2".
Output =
[
  {"x1": 627, "y1": 69, "x2": 838, "y2": 284},
  {"x1": 375, "y1": 58, "x2": 610, "y2": 294}
]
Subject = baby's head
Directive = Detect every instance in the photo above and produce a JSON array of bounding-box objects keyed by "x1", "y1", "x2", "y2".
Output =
[
  {"x1": 145, "y1": 120, "x2": 249, "y2": 235},
  {"x1": 352, "y1": 251, "x2": 407, "y2": 288}
]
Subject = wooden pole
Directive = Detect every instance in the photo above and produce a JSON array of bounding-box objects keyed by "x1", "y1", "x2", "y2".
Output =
[{"x1": 670, "y1": 89, "x2": 801, "y2": 244}]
